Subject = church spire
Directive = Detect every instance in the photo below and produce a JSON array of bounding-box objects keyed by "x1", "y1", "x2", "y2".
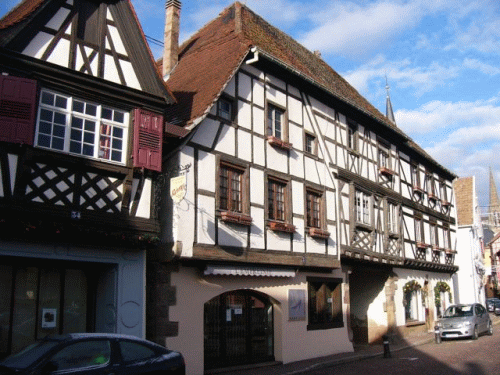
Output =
[
  {"x1": 489, "y1": 167, "x2": 500, "y2": 227},
  {"x1": 385, "y1": 76, "x2": 396, "y2": 125},
  {"x1": 489, "y1": 167, "x2": 500, "y2": 210}
]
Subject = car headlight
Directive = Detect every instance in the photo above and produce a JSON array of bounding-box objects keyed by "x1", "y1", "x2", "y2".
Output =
[{"x1": 435, "y1": 322, "x2": 442, "y2": 328}]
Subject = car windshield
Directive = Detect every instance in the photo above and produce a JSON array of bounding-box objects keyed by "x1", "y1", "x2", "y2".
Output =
[
  {"x1": 443, "y1": 305, "x2": 473, "y2": 318},
  {"x1": 0, "y1": 341, "x2": 59, "y2": 370}
]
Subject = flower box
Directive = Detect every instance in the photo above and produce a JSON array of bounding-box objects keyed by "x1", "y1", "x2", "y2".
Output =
[
  {"x1": 309, "y1": 227, "x2": 330, "y2": 239},
  {"x1": 445, "y1": 249, "x2": 456, "y2": 255},
  {"x1": 267, "y1": 136, "x2": 292, "y2": 150},
  {"x1": 441, "y1": 200, "x2": 451, "y2": 207},
  {"x1": 432, "y1": 245, "x2": 442, "y2": 252},
  {"x1": 413, "y1": 186, "x2": 424, "y2": 195},
  {"x1": 379, "y1": 166, "x2": 395, "y2": 177},
  {"x1": 220, "y1": 211, "x2": 253, "y2": 226},
  {"x1": 269, "y1": 221, "x2": 296, "y2": 233},
  {"x1": 416, "y1": 242, "x2": 428, "y2": 249},
  {"x1": 428, "y1": 193, "x2": 438, "y2": 201}
]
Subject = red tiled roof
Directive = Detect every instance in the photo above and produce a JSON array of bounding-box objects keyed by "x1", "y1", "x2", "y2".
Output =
[
  {"x1": 165, "y1": 2, "x2": 394, "y2": 131},
  {"x1": 164, "y1": 2, "x2": 456, "y2": 178},
  {"x1": 0, "y1": 0, "x2": 44, "y2": 30}
]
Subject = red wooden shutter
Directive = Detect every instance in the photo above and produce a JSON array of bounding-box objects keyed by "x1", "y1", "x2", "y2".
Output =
[
  {"x1": 133, "y1": 108, "x2": 164, "y2": 172},
  {"x1": 0, "y1": 75, "x2": 37, "y2": 145}
]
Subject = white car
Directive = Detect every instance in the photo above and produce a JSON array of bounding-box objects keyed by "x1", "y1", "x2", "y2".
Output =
[{"x1": 435, "y1": 303, "x2": 492, "y2": 343}]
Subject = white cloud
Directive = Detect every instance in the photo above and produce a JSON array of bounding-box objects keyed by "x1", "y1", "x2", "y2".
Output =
[
  {"x1": 462, "y1": 58, "x2": 500, "y2": 76},
  {"x1": 343, "y1": 57, "x2": 460, "y2": 97},
  {"x1": 397, "y1": 98, "x2": 500, "y2": 134},
  {"x1": 298, "y1": 0, "x2": 456, "y2": 58}
]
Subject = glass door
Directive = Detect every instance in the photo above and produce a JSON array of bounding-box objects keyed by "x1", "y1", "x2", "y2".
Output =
[{"x1": 0, "y1": 259, "x2": 94, "y2": 358}]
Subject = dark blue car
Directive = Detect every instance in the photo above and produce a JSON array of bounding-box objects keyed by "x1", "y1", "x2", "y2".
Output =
[{"x1": 0, "y1": 333, "x2": 185, "y2": 374}]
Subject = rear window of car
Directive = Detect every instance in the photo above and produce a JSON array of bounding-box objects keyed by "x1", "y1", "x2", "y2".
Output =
[
  {"x1": 119, "y1": 341, "x2": 157, "y2": 363},
  {"x1": 0, "y1": 341, "x2": 59, "y2": 369}
]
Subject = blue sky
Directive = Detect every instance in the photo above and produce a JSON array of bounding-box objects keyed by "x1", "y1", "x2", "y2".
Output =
[{"x1": 1, "y1": 0, "x2": 500, "y2": 213}]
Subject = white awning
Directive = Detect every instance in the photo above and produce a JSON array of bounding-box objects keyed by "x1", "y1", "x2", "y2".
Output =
[{"x1": 204, "y1": 265, "x2": 296, "y2": 278}]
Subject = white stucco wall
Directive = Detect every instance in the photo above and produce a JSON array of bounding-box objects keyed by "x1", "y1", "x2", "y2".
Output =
[{"x1": 168, "y1": 267, "x2": 353, "y2": 375}]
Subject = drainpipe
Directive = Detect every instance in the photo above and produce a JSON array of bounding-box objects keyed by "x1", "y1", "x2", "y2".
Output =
[{"x1": 246, "y1": 47, "x2": 259, "y2": 65}]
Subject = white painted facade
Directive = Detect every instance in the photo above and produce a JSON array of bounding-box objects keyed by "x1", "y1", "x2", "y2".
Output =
[
  {"x1": 165, "y1": 59, "x2": 457, "y2": 373},
  {"x1": 454, "y1": 177, "x2": 486, "y2": 305}
]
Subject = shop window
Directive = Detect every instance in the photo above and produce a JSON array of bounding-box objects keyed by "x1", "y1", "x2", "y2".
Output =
[
  {"x1": 307, "y1": 277, "x2": 343, "y2": 330},
  {"x1": 35, "y1": 90, "x2": 128, "y2": 164},
  {"x1": 403, "y1": 280, "x2": 424, "y2": 323}
]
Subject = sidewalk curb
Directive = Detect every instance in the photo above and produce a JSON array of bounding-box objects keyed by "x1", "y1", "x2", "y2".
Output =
[
  {"x1": 282, "y1": 337, "x2": 435, "y2": 375},
  {"x1": 284, "y1": 316, "x2": 500, "y2": 375}
]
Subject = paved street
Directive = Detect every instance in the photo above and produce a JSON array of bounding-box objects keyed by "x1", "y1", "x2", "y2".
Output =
[{"x1": 305, "y1": 325, "x2": 500, "y2": 375}]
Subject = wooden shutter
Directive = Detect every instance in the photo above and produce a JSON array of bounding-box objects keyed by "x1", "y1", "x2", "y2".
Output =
[
  {"x1": 133, "y1": 108, "x2": 163, "y2": 172},
  {"x1": 0, "y1": 75, "x2": 37, "y2": 145}
]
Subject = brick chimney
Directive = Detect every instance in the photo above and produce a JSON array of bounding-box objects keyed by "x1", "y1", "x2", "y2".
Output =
[{"x1": 163, "y1": 0, "x2": 181, "y2": 78}]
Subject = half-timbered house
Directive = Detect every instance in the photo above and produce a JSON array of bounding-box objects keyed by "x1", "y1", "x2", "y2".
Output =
[
  {"x1": 155, "y1": 2, "x2": 458, "y2": 374},
  {"x1": 0, "y1": 0, "x2": 182, "y2": 357}
]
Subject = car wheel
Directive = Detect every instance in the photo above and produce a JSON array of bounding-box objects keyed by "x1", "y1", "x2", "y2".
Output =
[
  {"x1": 472, "y1": 325, "x2": 478, "y2": 340},
  {"x1": 487, "y1": 321, "x2": 493, "y2": 336}
]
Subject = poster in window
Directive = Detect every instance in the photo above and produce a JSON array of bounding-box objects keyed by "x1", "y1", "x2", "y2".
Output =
[
  {"x1": 42, "y1": 308, "x2": 57, "y2": 328},
  {"x1": 289, "y1": 289, "x2": 306, "y2": 321}
]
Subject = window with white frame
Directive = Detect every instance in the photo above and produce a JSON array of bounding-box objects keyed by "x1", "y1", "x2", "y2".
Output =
[
  {"x1": 355, "y1": 190, "x2": 371, "y2": 225},
  {"x1": 36, "y1": 90, "x2": 128, "y2": 164},
  {"x1": 440, "y1": 180, "x2": 448, "y2": 201},
  {"x1": 428, "y1": 174, "x2": 436, "y2": 196},
  {"x1": 347, "y1": 120, "x2": 358, "y2": 151},
  {"x1": 430, "y1": 223, "x2": 438, "y2": 248},
  {"x1": 378, "y1": 143, "x2": 390, "y2": 169},
  {"x1": 388, "y1": 202, "x2": 399, "y2": 234},
  {"x1": 443, "y1": 227, "x2": 451, "y2": 249},
  {"x1": 404, "y1": 287, "x2": 424, "y2": 322},
  {"x1": 305, "y1": 133, "x2": 317, "y2": 155},
  {"x1": 415, "y1": 217, "x2": 424, "y2": 244},
  {"x1": 267, "y1": 103, "x2": 284, "y2": 139},
  {"x1": 411, "y1": 163, "x2": 420, "y2": 189}
]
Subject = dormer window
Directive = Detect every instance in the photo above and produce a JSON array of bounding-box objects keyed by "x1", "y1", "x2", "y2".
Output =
[
  {"x1": 36, "y1": 90, "x2": 128, "y2": 164},
  {"x1": 217, "y1": 96, "x2": 233, "y2": 121}
]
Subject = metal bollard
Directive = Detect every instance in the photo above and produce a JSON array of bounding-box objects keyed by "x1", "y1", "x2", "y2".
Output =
[{"x1": 382, "y1": 334, "x2": 391, "y2": 358}]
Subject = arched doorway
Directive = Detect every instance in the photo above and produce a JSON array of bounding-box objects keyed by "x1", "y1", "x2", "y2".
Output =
[{"x1": 204, "y1": 290, "x2": 274, "y2": 370}]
